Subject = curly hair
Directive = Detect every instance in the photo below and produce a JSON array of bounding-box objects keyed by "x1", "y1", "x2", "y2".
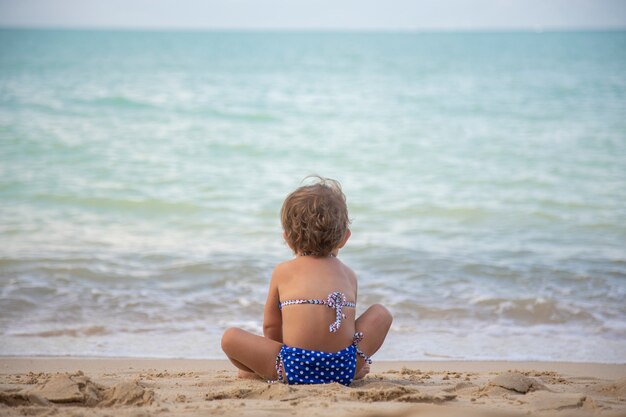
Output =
[{"x1": 280, "y1": 176, "x2": 351, "y2": 257}]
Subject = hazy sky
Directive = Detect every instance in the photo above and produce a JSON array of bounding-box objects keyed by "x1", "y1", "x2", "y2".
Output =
[{"x1": 0, "y1": 0, "x2": 625, "y2": 30}]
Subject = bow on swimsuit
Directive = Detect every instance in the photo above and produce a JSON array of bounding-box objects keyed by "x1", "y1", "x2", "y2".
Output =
[{"x1": 270, "y1": 291, "x2": 372, "y2": 386}]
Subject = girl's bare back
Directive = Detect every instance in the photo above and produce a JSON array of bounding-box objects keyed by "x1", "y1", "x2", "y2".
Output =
[{"x1": 275, "y1": 255, "x2": 358, "y2": 353}]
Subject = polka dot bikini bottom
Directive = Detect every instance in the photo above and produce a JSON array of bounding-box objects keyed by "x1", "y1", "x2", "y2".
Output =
[{"x1": 272, "y1": 332, "x2": 372, "y2": 386}]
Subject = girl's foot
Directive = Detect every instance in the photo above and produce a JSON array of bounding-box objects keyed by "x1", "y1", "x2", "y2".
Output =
[
  {"x1": 237, "y1": 369, "x2": 261, "y2": 380},
  {"x1": 354, "y1": 363, "x2": 370, "y2": 380}
]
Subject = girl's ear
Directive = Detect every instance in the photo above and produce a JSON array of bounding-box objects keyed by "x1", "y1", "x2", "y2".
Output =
[{"x1": 338, "y1": 229, "x2": 351, "y2": 249}]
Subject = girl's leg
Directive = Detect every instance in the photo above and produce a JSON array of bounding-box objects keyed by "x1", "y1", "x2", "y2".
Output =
[
  {"x1": 354, "y1": 304, "x2": 393, "y2": 376},
  {"x1": 221, "y1": 327, "x2": 283, "y2": 380}
]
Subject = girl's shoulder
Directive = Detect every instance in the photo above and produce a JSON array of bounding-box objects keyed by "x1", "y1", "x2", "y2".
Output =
[
  {"x1": 272, "y1": 256, "x2": 358, "y2": 286},
  {"x1": 341, "y1": 262, "x2": 358, "y2": 285},
  {"x1": 273, "y1": 258, "x2": 297, "y2": 272},
  {"x1": 270, "y1": 259, "x2": 297, "y2": 284}
]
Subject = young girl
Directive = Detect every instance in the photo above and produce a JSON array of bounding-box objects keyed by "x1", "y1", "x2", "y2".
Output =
[{"x1": 221, "y1": 177, "x2": 392, "y2": 385}]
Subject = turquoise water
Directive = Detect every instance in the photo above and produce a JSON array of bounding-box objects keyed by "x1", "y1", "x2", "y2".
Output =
[{"x1": 1, "y1": 29, "x2": 625, "y2": 361}]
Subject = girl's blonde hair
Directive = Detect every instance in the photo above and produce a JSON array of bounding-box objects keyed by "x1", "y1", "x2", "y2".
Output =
[{"x1": 280, "y1": 176, "x2": 350, "y2": 257}]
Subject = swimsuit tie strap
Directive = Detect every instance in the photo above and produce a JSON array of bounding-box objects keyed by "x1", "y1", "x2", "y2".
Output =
[
  {"x1": 326, "y1": 291, "x2": 348, "y2": 333},
  {"x1": 278, "y1": 292, "x2": 356, "y2": 333},
  {"x1": 268, "y1": 350, "x2": 286, "y2": 384},
  {"x1": 353, "y1": 332, "x2": 372, "y2": 364}
]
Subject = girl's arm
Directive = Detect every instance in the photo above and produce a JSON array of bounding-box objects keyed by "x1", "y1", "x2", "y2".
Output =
[{"x1": 262, "y1": 267, "x2": 283, "y2": 343}]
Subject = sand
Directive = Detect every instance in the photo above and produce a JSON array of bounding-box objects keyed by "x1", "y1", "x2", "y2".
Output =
[{"x1": 0, "y1": 358, "x2": 625, "y2": 416}]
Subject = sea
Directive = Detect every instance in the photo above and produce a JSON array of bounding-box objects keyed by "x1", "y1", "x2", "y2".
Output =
[{"x1": 1, "y1": 29, "x2": 625, "y2": 362}]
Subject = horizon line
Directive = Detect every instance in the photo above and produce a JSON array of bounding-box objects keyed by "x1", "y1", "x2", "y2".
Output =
[{"x1": 1, "y1": 25, "x2": 626, "y2": 34}]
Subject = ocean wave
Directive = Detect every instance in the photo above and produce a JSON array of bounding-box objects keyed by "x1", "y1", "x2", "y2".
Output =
[
  {"x1": 85, "y1": 96, "x2": 158, "y2": 110},
  {"x1": 203, "y1": 108, "x2": 279, "y2": 122},
  {"x1": 11, "y1": 326, "x2": 110, "y2": 338},
  {"x1": 473, "y1": 297, "x2": 599, "y2": 325},
  {"x1": 391, "y1": 297, "x2": 599, "y2": 326},
  {"x1": 31, "y1": 193, "x2": 202, "y2": 214}
]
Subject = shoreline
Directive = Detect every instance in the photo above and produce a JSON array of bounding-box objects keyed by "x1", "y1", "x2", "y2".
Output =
[
  {"x1": 1, "y1": 357, "x2": 624, "y2": 416},
  {"x1": 2, "y1": 357, "x2": 625, "y2": 379}
]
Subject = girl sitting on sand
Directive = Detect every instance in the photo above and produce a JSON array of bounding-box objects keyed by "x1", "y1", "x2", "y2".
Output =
[{"x1": 221, "y1": 177, "x2": 393, "y2": 385}]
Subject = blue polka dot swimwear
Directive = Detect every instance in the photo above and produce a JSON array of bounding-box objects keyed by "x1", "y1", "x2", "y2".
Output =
[
  {"x1": 270, "y1": 292, "x2": 373, "y2": 386},
  {"x1": 277, "y1": 343, "x2": 361, "y2": 386}
]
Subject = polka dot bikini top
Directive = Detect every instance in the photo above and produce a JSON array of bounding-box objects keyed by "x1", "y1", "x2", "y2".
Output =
[{"x1": 278, "y1": 291, "x2": 356, "y2": 333}]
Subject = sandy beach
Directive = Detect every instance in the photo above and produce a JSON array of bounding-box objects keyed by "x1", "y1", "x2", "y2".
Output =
[{"x1": 0, "y1": 357, "x2": 624, "y2": 416}]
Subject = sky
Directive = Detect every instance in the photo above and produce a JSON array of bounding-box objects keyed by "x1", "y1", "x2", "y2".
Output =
[{"x1": 0, "y1": 0, "x2": 625, "y2": 31}]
